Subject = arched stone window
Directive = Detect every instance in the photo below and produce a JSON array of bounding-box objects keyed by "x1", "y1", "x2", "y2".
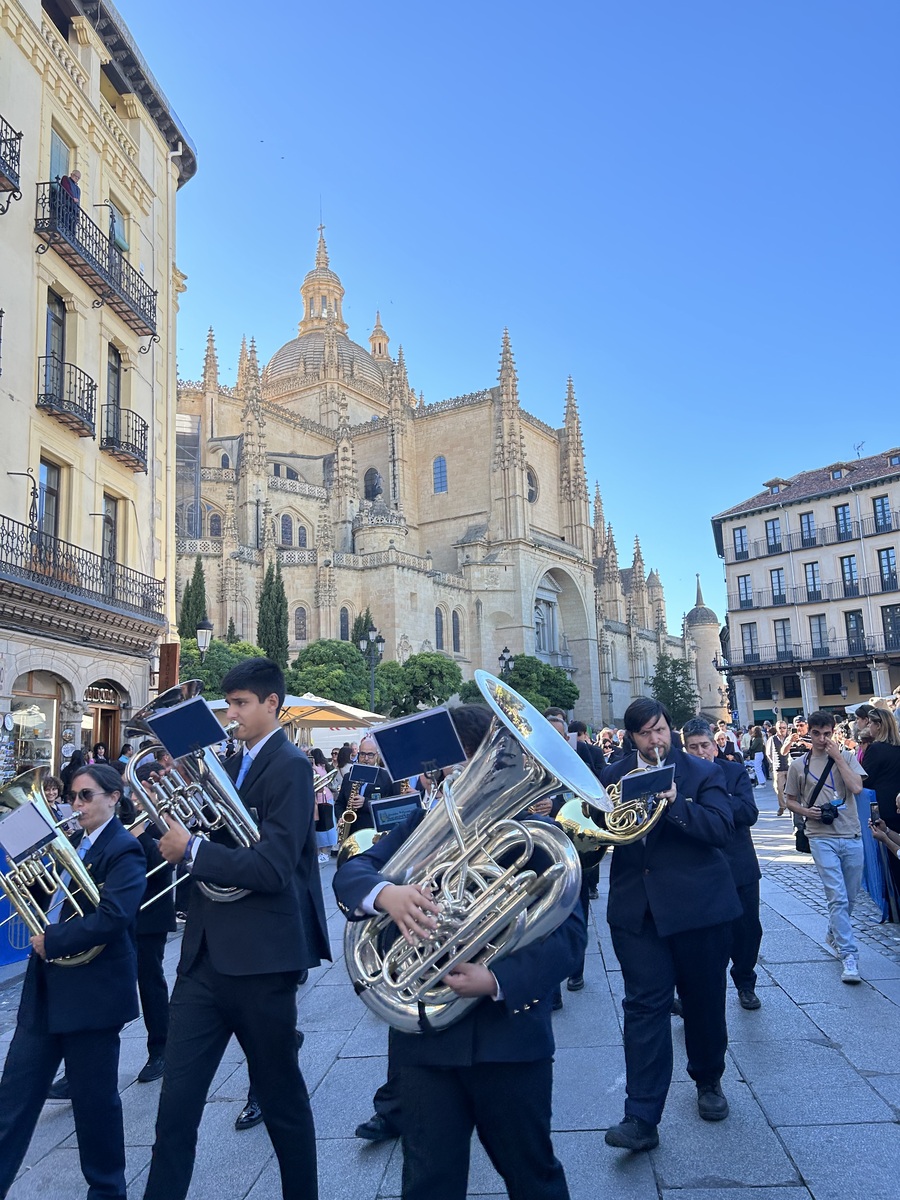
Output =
[
  {"x1": 340, "y1": 607, "x2": 350, "y2": 641},
  {"x1": 297, "y1": 525, "x2": 307, "y2": 548},
  {"x1": 208, "y1": 513, "x2": 222, "y2": 538},
  {"x1": 221, "y1": 453, "x2": 230, "y2": 469},
  {"x1": 526, "y1": 467, "x2": 538, "y2": 503},
  {"x1": 435, "y1": 607, "x2": 444, "y2": 650},
  {"x1": 452, "y1": 610, "x2": 461, "y2": 653},
  {"x1": 281, "y1": 514, "x2": 292, "y2": 545},
  {"x1": 433, "y1": 456, "x2": 448, "y2": 494},
  {"x1": 295, "y1": 607, "x2": 308, "y2": 641},
  {"x1": 364, "y1": 467, "x2": 383, "y2": 502}
]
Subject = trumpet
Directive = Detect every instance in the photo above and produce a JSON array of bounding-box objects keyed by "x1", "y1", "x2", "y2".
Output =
[{"x1": 313, "y1": 766, "x2": 339, "y2": 795}]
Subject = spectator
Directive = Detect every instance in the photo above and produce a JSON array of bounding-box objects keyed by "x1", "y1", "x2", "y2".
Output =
[
  {"x1": 309, "y1": 747, "x2": 337, "y2": 864},
  {"x1": 748, "y1": 726, "x2": 766, "y2": 787},
  {"x1": 854, "y1": 708, "x2": 900, "y2": 909},
  {"x1": 784, "y1": 711, "x2": 866, "y2": 983},
  {"x1": 766, "y1": 721, "x2": 791, "y2": 815},
  {"x1": 715, "y1": 730, "x2": 743, "y2": 763}
]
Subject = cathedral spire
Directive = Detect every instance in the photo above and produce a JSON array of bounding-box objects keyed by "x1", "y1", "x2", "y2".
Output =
[
  {"x1": 202, "y1": 327, "x2": 218, "y2": 391},
  {"x1": 299, "y1": 226, "x2": 348, "y2": 335},
  {"x1": 316, "y1": 223, "x2": 329, "y2": 268},
  {"x1": 236, "y1": 335, "x2": 249, "y2": 395},
  {"x1": 247, "y1": 336, "x2": 260, "y2": 385},
  {"x1": 696, "y1": 573, "x2": 705, "y2": 607},
  {"x1": 369, "y1": 310, "x2": 390, "y2": 361},
  {"x1": 605, "y1": 523, "x2": 619, "y2": 572},
  {"x1": 632, "y1": 535, "x2": 646, "y2": 578},
  {"x1": 592, "y1": 482, "x2": 606, "y2": 559},
  {"x1": 560, "y1": 376, "x2": 589, "y2": 504},
  {"x1": 498, "y1": 328, "x2": 519, "y2": 410}
]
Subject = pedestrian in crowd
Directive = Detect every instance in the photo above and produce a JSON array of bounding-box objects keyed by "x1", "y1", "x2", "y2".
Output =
[
  {"x1": 569, "y1": 720, "x2": 605, "y2": 776},
  {"x1": 852, "y1": 707, "x2": 900, "y2": 908},
  {"x1": 715, "y1": 730, "x2": 743, "y2": 763},
  {"x1": 767, "y1": 721, "x2": 791, "y2": 815},
  {"x1": 784, "y1": 711, "x2": 866, "y2": 983},
  {"x1": 748, "y1": 726, "x2": 766, "y2": 787},
  {"x1": 309, "y1": 747, "x2": 337, "y2": 864},
  {"x1": 855, "y1": 705, "x2": 875, "y2": 762},
  {"x1": 683, "y1": 719, "x2": 763, "y2": 1010},
  {"x1": 601, "y1": 699, "x2": 740, "y2": 1152},
  {"x1": 60, "y1": 749, "x2": 86, "y2": 800},
  {"x1": 91, "y1": 742, "x2": 109, "y2": 765}
]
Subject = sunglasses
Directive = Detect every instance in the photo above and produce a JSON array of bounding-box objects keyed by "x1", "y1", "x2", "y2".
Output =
[{"x1": 73, "y1": 788, "x2": 110, "y2": 803}]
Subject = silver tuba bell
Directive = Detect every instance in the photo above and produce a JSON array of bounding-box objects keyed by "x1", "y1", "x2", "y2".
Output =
[
  {"x1": 343, "y1": 670, "x2": 613, "y2": 1034},
  {"x1": 125, "y1": 681, "x2": 260, "y2": 903}
]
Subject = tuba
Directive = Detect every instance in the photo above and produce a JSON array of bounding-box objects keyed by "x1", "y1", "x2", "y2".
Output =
[
  {"x1": 343, "y1": 670, "x2": 608, "y2": 1034},
  {"x1": 125, "y1": 682, "x2": 260, "y2": 903},
  {"x1": 0, "y1": 768, "x2": 103, "y2": 966}
]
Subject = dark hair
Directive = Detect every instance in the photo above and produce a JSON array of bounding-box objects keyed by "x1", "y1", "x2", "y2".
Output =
[
  {"x1": 337, "y1": 745, "x2": 353, "y2": 769},
  {"x1": 568, "y1": 720, "x2": 587, "y2": 735},
  {"x1": 807, "y1": 710, "x2": 835, "y2": 730},
  {"x1": 309, "y1": 747, "x2": 327, "y2": 768},
  {"x1": 70, "y1": 762, "x2": 123, "y2": 799},
  {"x1": 221, "y1": 656, "x2": 286, "y2": 709},
  {"x1": 449, "y1": 704, "x2": 493, "y2": 759},
  {"x1": 43, "y1": 774, "x2": 64, "y2": 794},
  {"x1": 682, "y1": 718, "x2": 713, "y2": 741},
  {"x1": 855, "y1": 704, "x2": 874, "y2": 720},
  {"x1": 623, "y1": 697, "x2": 672, "y2": 734},
  {"x1": 154, "y1": 747, "x2": 172, "y2": 763},
  {"x1": 543, "y1": 707, "x2": 567, "y2": 720},
  {"x1": 92, "y1": 742, "x2": 107, "y2": 758},
  {"x1": 119, "y1": 743, "x2": 132, "y2": 756}
]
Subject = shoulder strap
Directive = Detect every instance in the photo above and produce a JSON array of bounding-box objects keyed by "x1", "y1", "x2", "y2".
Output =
[{"x1": 802, "y1": 752, "x2": 832, "y2": 807}]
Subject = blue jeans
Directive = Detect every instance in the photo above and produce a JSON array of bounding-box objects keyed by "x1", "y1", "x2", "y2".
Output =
[{"x1": 809, "y1": 836, "x2": 864, "y2": 957}]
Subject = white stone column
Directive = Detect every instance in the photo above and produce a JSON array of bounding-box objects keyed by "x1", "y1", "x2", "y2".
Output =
[
  {"x1": 799, "y1": 669, "x2": 819, "y2": 717},
  {"x1": 734, "y1": 675, "x2": 753, "y2": 727},
  {"x1": 871, "y1": 660, "x2": 892, "y2": 698}
]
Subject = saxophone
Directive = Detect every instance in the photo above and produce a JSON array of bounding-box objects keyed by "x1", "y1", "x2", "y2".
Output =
[{"x1": 337, "y1": 779, "x2": 362, "y2": 844}]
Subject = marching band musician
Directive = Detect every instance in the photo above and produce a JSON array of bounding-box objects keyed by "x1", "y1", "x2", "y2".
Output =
[
  {"x1": 334, "y1": 704, "x2": 586, "y2": 1200},
  {"x1": 0, "y1": 763, "x2": 146, "y2": 1200},
  {"x1": 334, "y1": 734, "x2": 394, "y2": 831},
  {"x1": 142, "y1": 658, "x2": 330, "y2": 1200}
]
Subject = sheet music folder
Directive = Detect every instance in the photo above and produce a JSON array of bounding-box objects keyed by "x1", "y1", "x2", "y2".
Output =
[
  {"x1": 144, "y1": 695, "x2": 225, "y2": 760},
  {"x1": 620, "y1": 764, "x2": 675, "y2": 805},
  {"x1": 369, "y1": 709, "x2": 465, "y2": 782}
]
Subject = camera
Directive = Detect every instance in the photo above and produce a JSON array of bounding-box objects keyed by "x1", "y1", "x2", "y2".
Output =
[{"x1": 818, "y1": 801, "x2": 839, "y2": 825}]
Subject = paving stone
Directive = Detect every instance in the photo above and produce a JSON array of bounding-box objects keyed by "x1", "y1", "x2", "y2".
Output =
[
  {"x1": 377, "y1": 1126, "x2": 505, "y2": 1195},
  {"x1": 184, "y1": 1099, "x2": 280, "y2": 1200},
  {"x1": 724, "y1": 982, "x2": 834, "y2": 1043},
  {"x1": 339, "y1": 1007, "x2": 390, "y2": 1057},
  {"x1": 649, "y1": 1081, "x2": 800, "y2": 1189},
  {"x1": 8, "y1": 1146, "x2": 150, "y2": 1199},
  {"x1": 556, "y1": 1129, "x2": 657, "y2": 1198},
  {"x1": 866, "y1": 1073, "x2": 900, "y2": 1113},
  {"x1": 728, "y1": 1036, "x2": 895, "y2": 1124},
  {"x1": 311, "y1": 1055, "x2": 391, "y2": 1139},
  {"x1": 551, "y1": 979, "x2": 624, "y2": 1048},
  {"x1": 757, "y1": 924, "x2": 834, "y2": 964},
  {"x1": 661, "y1": 1191, "x2": 812, "y2": 1200},
  {"x1": 12, "y1": 1102, "x2": 75, "y2": 1175},
  {"x1": 552, "y1": 1044, "x2": 627, "y2": 1130},
  {"x1": 246, "y1": 1136, "x2": 395, "y2": 1200},
  {"x1": 801, "y1": 1002, "x2": 900, "y2": 1073},
  {"x1": 778, "y1": 1123, "x2": 900, "y2": 1200}
]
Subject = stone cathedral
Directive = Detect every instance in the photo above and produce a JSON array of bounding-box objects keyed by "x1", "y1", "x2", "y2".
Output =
[{"x1": 175, "y1": 231, "x2": 720, "y2": 724}]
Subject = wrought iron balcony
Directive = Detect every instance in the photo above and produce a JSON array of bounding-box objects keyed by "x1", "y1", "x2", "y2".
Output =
[
  {"x1": 34, "y1": 183, "x2": 157, "y2": 336},
  {"x1": 728, "y1": 634, "x2": 900, "y2": 670},
  {"x1": 0, "y1": 513, "x2": 164, "y2": 620},
  {"x1": 36, "y1": 355, "x2": 96, "y2": 437},
  {"x1": 100, "y1": 404, "x2": 148, "y2": 472},
  {"x1": 0, "y1": 114, "x2": 22, "y2": 216}
]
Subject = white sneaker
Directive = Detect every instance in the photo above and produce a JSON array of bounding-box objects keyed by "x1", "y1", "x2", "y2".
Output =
[
  {"x1": 841, "y1": 955, "x2": 861, "y2": 984},
  {"x1": 317, "y1": 853, "x2": 329, "y2": 864}
]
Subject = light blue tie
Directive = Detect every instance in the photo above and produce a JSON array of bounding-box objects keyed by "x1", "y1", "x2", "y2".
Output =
[
  {"x1": 236, "y1": 753, "x2": 253, "y2": 789},
  {"x1": 50, "y1": 835, "x2": 91, "y2": 923}
]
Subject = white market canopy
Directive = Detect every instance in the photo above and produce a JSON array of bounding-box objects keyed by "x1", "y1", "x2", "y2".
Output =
[{"x1": 208, "y1": 693, "x2": 379, "y2": 729}]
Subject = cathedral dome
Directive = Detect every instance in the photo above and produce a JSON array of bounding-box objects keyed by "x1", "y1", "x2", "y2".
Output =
[
  {"x1": 262, "y1": 330, "x2": 387, "y2": 390},
  {"x1": 685, "y1": 576, "x2": 719, "y2": 626}
]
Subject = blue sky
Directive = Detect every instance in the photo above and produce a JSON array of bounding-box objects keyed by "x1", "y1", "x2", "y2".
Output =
[{"x1": 121, "y1": 0, "x2": 900, "y2": 627}]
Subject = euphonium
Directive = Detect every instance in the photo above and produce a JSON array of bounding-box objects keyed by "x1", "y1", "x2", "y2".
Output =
[
  {"x1": 0, "y1": 768, "x2": 103, "y2": 966},
  {"x1": 343, "y1": 670, "x2": 607, "y2": 1034},
  {"x1": 125, "y1": 681, "x2": 260, "y2": 903},
  {"x1": 555, "y1": 746, "x2": 671, "y2": 856}
]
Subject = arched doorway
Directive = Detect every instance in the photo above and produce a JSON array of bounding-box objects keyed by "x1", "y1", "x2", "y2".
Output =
[
  {"x1": 9, "y1": 670, "x2": 68, "y2": 776},
  {"x1": 82, "y1": 679, "x2": 127, "y2": 760}
]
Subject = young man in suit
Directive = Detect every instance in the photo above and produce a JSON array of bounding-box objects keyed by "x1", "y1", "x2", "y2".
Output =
[
  {"x1": 0, "y1": 762, "x2": 146, "y2": 1200},
  {"x1": 143, "y1": 657, "x2": 331, "y2": 1200},
  {"x1": 682, "y1": 718, "x2": 763, "y2": 1011},
  {"x1": 335, "y1": 704, "x2": 586, "y2": 1200},
  {"x1": 334, "y1": 734, "x2": 394, "y2": 831},
  {"x1": 601, "y1": 699, "x2": 742, "y2": 1152}
]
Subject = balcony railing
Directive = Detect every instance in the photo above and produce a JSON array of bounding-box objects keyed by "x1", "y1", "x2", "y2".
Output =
[
  {"x1": 34, "y1": 183, "x2": 157, "y2": 336},
  {"x1": 728, "y1": 571, "x2": 900, "y2": 611},
  {"x1": 722, "y1": 516, "x2": 891, "y2": 563},
  {"x1": 0, "y1": 114, "x2": 22, "y2": 215},
  {"x1": 100, "y1": 404, "x2": 148, "y2": 471},
  {"x1": 36, "y1": 355, "x2": 96, "y2": 436},
  {"x1": 0, "y1": 514, "x2": 164, "y2": 619},
  {"x1": 862, "y1": 512, "x2": 897, "y2": 538},
  {"x1": 727, "y1": 633, "x2": 900, "y2": 670}
]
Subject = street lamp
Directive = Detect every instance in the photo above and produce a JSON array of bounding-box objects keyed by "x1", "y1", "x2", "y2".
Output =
[
  {"x1": 839, "y1": 684, "x2": 848, "y2": 705},
  {"x1": 359, "y1": 626, "x2": 385, "y2": 711},
  {"x1": 196, "y1": 617, "x2": 214, "y2": 664},
  {"x1": 498, "y1": 646, "x2": 514, "y2": 677}
]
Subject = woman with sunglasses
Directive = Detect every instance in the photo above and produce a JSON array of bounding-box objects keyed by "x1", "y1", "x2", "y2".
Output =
[
  {"x1": 855, "y1": 707, "x2": 900, "y2": 911},
  {"x1": 0, "y1": 762, "x2": 146, "y2": 1200}
]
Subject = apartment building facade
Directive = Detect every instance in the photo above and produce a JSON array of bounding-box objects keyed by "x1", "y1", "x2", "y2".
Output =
[{"x1": 712, "y1": 448, "x2": 900, "y2": 725}]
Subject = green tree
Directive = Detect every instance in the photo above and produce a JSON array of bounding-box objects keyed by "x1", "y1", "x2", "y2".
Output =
[
  {"x1": 402, "y1": 652, "x2": 463, "y2": 709},
  {"x1": 226, "y1": 617, "x2": 238, "y2": 644},
  {"x1": 457, "y1": 679, "x2": 488, "y2": 705},
  {"x1": 256, "y1": 561, "x2": 289, "y2": 668},
  {"x1": 351, "y1": 607, "x2": 376, "y2": 648},
  {"x1": 499, "y1": 654, "x2": 579, "y2": 713},
  {"x1": 649, "y1": 652, "x2": 699, "y2": 728},
  {"x1": 178, "y1": 637, "x2": 265, "y2": 700},
  {"x1": 177, "y1": 555, "x2": 207, "y2": 640},
  {"x1": 286, "y1": 639, "x2": 370, "y2": 706},
  {"x1": 374, "y1": 658, "x2": 413, "y2": 716}
]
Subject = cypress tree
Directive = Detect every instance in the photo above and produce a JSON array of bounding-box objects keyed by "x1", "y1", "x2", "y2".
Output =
[
  {"x1": 270, "y1": 561, "x2": 289, "y2": 668},
  {"x1": 226, "y1": 617, "x2": 237, "y2": 644},
  {"x1": 257, "y1": 560, "x2": 276, "y2": 659}
]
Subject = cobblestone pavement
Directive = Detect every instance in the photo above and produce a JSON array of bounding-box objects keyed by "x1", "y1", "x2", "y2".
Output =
[{"x1": 2, "y1": 779, "x2": 899, "y2": 1199}]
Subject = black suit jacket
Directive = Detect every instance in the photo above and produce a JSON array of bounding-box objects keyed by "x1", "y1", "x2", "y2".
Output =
[
  {"x1": 575, "y1": 740, "x2": 606, "y2": 779},
  {"x1": 333, "y1": 808, "x2": 585, "y2": 1067},
  {"x1": 600, "y1": 748, "x2": 742, "y2": 937},
  {"x1": 180, "y1": 730, "x2": 331, "y2": 976},
  {"x1": 23, "y1": 817, "x2": 145, "y2": 1035},
  {"x1": 335, "y1": 766, "x2": 395, "y2": 831},
  {"x1": 715, "y1": 755, "x2": 761, "y2": 888}
]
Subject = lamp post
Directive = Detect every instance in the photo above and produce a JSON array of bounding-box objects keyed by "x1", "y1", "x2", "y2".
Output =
[
  {"x1": 498, "y1": 646, "x2": 514, "y2": 678},
  {"x1": 771, "y1": 688, "x2": 779, "y2": 719},
  {"x1": 359, "y1": 626, "x2": 385, "y2": 712},
  {"x1": 196, "y1": 618, "x2": 214, "y2": 664},
  {"x1": 839, "y1": 684, "x2": 848, "y2": 711}
]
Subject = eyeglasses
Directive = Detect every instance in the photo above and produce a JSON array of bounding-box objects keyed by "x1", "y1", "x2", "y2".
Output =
[
  {"x1": 73, "y1": 788, "x2": 109, "y2": 803},
  {"x1": 357, "y1": 751, "x2": 377, "y2": 760}
]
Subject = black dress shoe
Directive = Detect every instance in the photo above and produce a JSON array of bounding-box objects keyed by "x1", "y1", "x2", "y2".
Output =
[
  {"x1": 697, "y1": 1081, "x2": 729, "y2": 1121},
  {"x1": 47, "y1": 1075, "x2": 70, "y2": 1101},
  {"x1": 551, "y1": 992, "x2": 564, "y2": 1011},
  {"x1": 354, "y1": 1113, "x2": 400, "y2": 1142},
  {"x1": 738, "y1": 988, "x2": 761, "y2": 1010},
  {"x1": 588, "y1": 887, "x2": 599, "y2": 900},
  {"x1": 298, "y1": 969, "x2": 309, "y2": 986},
  {"x1": 137, "y1": 1055, "x2": 165, "y2": 1083},
  {"x1": 566, "y1": 974, "x2": 585, "y2": 991},
  {"x1": 604, "y1": 1116, "x2": 659, "y2": 1151},
  {"x1": 234, "y1": 1099, "x2": 264, "y2": 1131},
  {"x1": 670, "y1": 996, "x2": 683, "y2": 1018}
]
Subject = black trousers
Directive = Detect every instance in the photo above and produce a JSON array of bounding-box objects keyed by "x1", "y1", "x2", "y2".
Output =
[
  {"x1": 729, "y1": 880, "x2": 762, "y2": 993},
  {"x1": 611, "y1": 913, "x2": 731, "y2": 1127},
  {"x1": 142, "y1": 949, "x2": 316, "y2": 1200},
  {"x1": 567, "y1": 871, "x2": 593, "y2": 981},
  {"x1": 372, "y1": 1028, "x2": 403, "y2": 1129},
  {"x1": 400, "y1": 1059, "x2": 568, "y2": 1200},
  {"x1": 0, "y1": 1020, "x2": 126, "y2": 1199},
  {"x1": 137, "y1": 932, "x2": 169, "y2": 1056}
]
